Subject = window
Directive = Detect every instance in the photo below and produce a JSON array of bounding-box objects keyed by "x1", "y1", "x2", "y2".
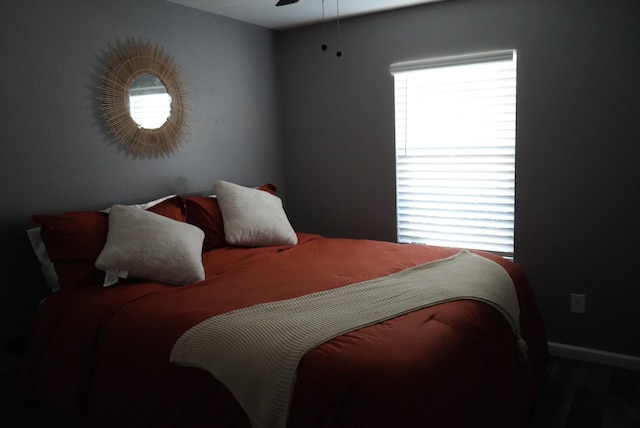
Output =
[
  {"x1": 391, "y1": 50, "x2": 517, "y2": 257},
  {"x1": 128, "y1": 73, "x2": 172, "y2": 129}
]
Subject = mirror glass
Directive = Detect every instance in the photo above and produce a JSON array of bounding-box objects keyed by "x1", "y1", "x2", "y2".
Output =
[{"x1": 128, "y1": 73, "x2": 172, "y2": 129}]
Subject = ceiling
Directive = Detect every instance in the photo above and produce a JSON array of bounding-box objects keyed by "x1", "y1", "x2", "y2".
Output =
[{"x1": 166, "y1": 0, "x2": 446, "y2": 30}]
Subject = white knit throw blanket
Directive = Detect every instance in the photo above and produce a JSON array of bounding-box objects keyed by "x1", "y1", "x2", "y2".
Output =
[{"x1": 170, "y1": 250, "x2": 527, "y2": 428}]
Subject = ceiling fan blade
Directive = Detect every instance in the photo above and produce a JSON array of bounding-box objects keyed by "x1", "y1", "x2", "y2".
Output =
[{"x1": 276, "y1": 0, "x2": 299, "y2": 6}]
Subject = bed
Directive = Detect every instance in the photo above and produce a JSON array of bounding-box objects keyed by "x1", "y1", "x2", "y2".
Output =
[{"x1": 18, "y1": 181, "x2": 548, "y2": 428}]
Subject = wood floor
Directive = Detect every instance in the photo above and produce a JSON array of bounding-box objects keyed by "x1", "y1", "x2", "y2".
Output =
[
  {"x1": 3, "y1": 353, "x2": 639, "y2": 427},
  {"x1": 527, "y1": 356, "x2": 640, "y2": 428}
]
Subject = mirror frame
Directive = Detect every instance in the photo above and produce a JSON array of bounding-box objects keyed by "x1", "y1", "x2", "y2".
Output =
[{"x1": 98, "y1": 38, "x2": 190, "y2": 158}]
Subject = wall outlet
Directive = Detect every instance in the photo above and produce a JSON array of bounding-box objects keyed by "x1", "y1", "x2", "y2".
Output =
[{"x1": 570, "y1": 293, "x2": 586, "y2": 314}]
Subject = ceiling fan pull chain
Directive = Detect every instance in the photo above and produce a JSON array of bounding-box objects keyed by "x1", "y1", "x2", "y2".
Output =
[
  {"x1": 336, "y1": 0, "x2": 342, "y2": 57},
  {"x1": 321, "y1": 0, "x2": 327, "y2": 51}
]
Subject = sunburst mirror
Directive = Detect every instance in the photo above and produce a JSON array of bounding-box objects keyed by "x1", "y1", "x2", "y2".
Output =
[{"x1": 98, "y1": 38, "x2": 190, "y2": 158}]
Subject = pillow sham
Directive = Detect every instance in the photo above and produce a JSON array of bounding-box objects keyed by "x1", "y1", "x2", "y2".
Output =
[
  {"x1": 29, "y1": 196, "x2": 186, "y2": 291},
  {"x1": 30, "y1": 210, "x2": 110, "y2": 290},
  {"x1": 183, "y1": 196, "x2": 227, "y2": 253},
  {"x1": 214, "y1": 180, "x2": 297, "y2": 247},
  {"x1": 26, "y1": 227, "x2": 60, "y2": 291},
  {"x1": 95, "y1": 204, "x2": 205, "y2": 286}
]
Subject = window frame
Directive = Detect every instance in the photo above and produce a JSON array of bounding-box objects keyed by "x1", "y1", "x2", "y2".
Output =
[{"x1": 391, "y1": 50, "x2": 517, "y2": 258}]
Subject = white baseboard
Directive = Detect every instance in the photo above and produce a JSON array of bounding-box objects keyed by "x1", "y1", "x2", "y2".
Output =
[{"x1": 548, "y1": 342, "x2": 640, "y2": 371}]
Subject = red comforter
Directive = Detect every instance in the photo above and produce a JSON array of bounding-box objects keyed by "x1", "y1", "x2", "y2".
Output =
[{"x1": 19, "y1": 233, "x2": 547, "y2": 427}]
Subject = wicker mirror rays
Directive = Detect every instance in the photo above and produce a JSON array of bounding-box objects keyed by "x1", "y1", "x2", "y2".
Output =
[{"x1": 98, "y1": 39, "x2": 190, "y2": 158}]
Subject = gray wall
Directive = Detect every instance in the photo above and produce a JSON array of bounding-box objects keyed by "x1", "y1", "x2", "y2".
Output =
[
  {"x1": 0, "y1": 0, "x2": 282, "y2": 346},
  {"x1": 2, "y1": 0, "x2": 639, "y2": 359},
  {"x1": 278, "y1": 0, "x2": 640, "y2": 356}
]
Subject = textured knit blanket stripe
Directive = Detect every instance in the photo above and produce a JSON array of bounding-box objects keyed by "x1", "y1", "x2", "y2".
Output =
[{"x1": 170, "y1": 250, "x2": 524, "y2": 428}]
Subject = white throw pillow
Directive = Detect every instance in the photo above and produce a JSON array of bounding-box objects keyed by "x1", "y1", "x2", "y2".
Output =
[
  {"x1": 95, "y1": 204, "x2": 205, "y2": 286},
  {"x1": 26, "y1": 227, "x2": 60, "y2": 291},
  {"x1": 27, "y1": 194, "x2": 177, "y2": 292},
  {"x1": 214, "y1": 180, "x2": 298, "y2": 247}
]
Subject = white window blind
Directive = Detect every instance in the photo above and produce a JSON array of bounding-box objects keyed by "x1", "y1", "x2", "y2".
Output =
[
  {"x1": 391, "y1": 50, "x2": 517, "y2": 257},
  {"x1": 129, "y1": 92, "x2": 172, "y2": 129}
]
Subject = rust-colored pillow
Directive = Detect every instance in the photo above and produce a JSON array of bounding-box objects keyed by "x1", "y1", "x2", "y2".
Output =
[
  {"x1": 257, "y1": 183, "x2": 277, "y2": 196},
  {"x1": 30, "y1": 196, "x2": 186, "y2": 291},
  {"x1": 183, "y1": 184, "x2": 279, "y2": 253},
  {"x1": 143, "y1": 196, "x2": 186, "y2": 222},
  {"x1": 183, "y1": 196, "x2": 226, "y2": 252}
]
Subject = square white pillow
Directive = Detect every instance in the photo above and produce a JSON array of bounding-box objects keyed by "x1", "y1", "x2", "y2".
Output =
[
  {"x1": 214, "y1": 180, "x2": 298, "y2": 247},
  {"x1": 27, "y1": 194, "x2": 177, "y2": 292},
  {"x1": 95, "y1": 204, "x2": 205, "y2": 286}
]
